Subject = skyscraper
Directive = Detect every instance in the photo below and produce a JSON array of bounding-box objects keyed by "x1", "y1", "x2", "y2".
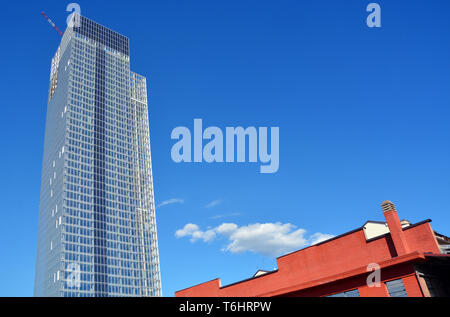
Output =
[{"x1": 34, "y1": 14, "x2": 162, "y2": 297}]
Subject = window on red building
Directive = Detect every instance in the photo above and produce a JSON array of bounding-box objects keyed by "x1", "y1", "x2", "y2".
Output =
[{"x1": 386, "y1": 279, "x2": 408, "y2": 297}]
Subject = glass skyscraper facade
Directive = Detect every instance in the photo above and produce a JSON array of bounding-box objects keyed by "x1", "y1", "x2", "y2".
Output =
[{"x1": 34, "y1": 15, "x2": 162, "y2": 297}]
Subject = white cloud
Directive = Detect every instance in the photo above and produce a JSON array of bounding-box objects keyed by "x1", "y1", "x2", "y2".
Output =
[
  {"x1": 216, "y1": 223, "x2": 238, "y2": 235},
  {"x1": 223, "y1": 223, "x2": 307, "y2": 256},
  {"x1": 210, "y1": 212, "x2": 241, "y2": 219},
  {"x1": 175, "y1": 222, "x2": 334, "y2": 257},
  {"x1": 205, "y1": 199, "x2": 222, "y2": 208},
  {"x1": 157, "y1": 198, "x2": 184, "y2": 208},
  {"x1": 175, "y1": 223, "x2": 199, "y2": 237},
  {"x1": 175, "y1": 223, "x2": 216, "y2": 243},
  {"x1": 309, "y1": 232, "x2": 335, "y2": 245}
]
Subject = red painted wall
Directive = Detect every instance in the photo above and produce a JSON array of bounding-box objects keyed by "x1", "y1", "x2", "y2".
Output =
[{"x1": 403, "y1": 223, "x2": 440, "y2": 254}]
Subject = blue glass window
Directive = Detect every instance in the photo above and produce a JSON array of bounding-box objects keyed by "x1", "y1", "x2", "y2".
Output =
[{"x1": 386, "y1": 279, "x2": 408, "y2": 297}]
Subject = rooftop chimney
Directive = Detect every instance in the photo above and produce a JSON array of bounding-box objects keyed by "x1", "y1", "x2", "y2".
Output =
[
  {"x1": 381, "y1": 200, "x2": 410, "y2": 256},
  {"x1": 381, "y1": 200, "x2": 396, "y2": 212}
]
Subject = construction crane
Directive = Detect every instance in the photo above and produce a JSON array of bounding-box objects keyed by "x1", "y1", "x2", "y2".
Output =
[{"x1": 41, "y1": 11, "x2": 63, "y2": 36}]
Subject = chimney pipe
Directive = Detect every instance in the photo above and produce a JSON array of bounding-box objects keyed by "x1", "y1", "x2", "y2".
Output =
[{"x1": 381, "y1": 200, "x2": 410, "y2": 256}]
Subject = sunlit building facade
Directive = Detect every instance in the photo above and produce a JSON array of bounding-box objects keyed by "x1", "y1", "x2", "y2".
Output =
[{"x1": 34, "y1": 14, "x2": 161, "y2": 297}]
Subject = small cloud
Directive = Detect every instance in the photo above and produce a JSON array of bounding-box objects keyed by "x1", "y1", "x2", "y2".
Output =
[
  {"x1": 175, "y1": 223, "x2": 199, "y2": 237},
  {"x1": 309, "y1": 232, "x2": 335, "y2": 245},
  {"x1": 157, "y1": 198, "x2": 184, "y2": 208},
  {"x1": 210, "y1": 212, "x2": 241, "y2": 219},
  {"x1": 175, "y1": 222, "x2": 334, "y2": 257},
  {"x1": 205, "y1": 199, "x2": 222, "y2": 208},
  {"x1": 175, "y1": 223, "x2": 216, "y2": 243}
]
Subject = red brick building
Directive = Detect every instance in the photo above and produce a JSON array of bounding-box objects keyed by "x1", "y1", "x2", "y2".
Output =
[{"x1": 176, "y1": 201, "x2": 450, "y2": 297}]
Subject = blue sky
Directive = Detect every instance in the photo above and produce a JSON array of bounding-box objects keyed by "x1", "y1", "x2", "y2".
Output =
[{"x1": 1, "y1": 0, "x2": 449, "y2": 297}]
